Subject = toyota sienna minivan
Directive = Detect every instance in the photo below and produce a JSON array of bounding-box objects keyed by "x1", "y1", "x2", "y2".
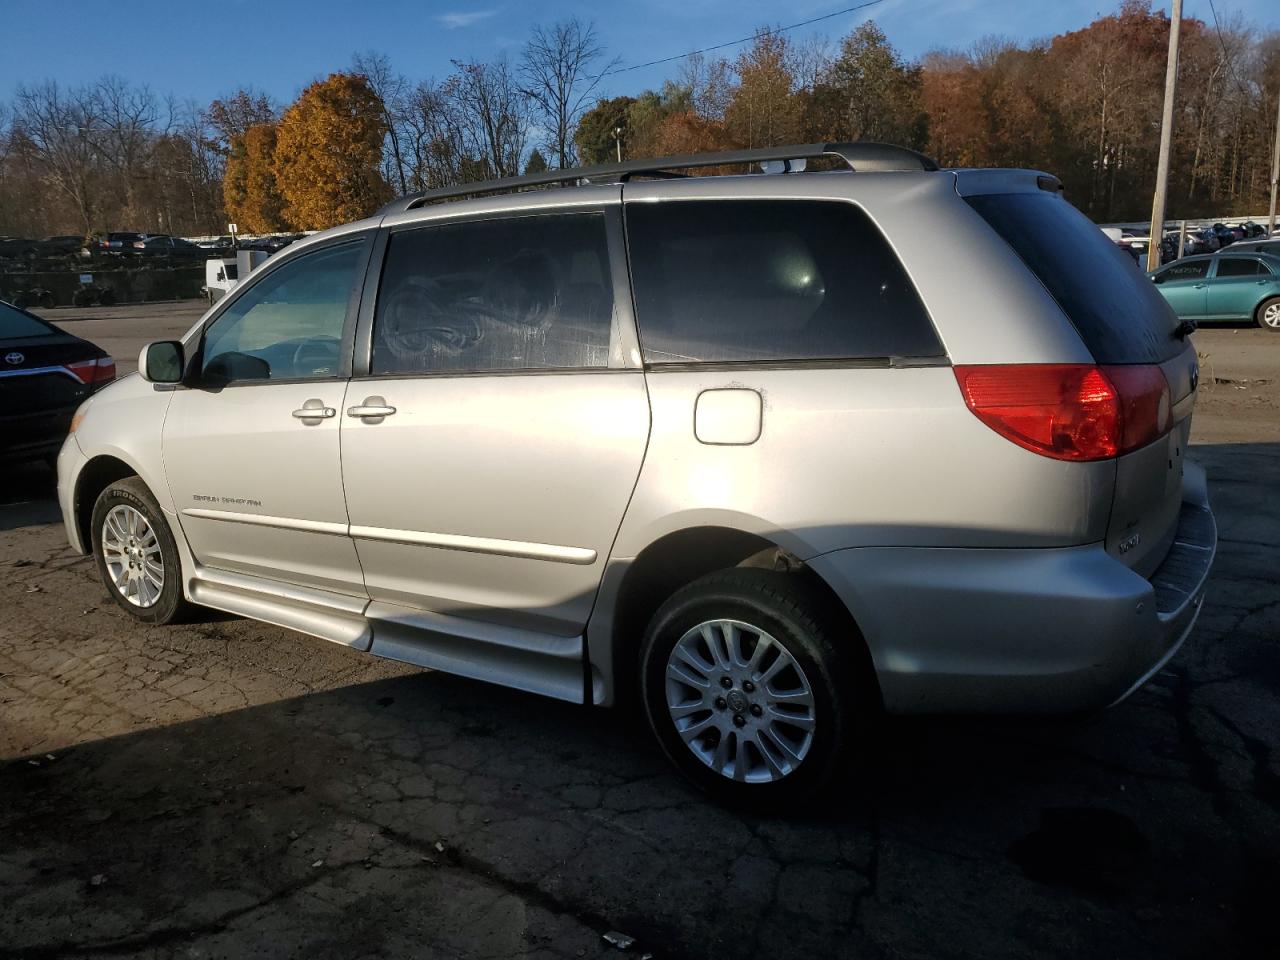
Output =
[{"x1": 57, "y1": 143, "x2": 1216, "y2": 802}]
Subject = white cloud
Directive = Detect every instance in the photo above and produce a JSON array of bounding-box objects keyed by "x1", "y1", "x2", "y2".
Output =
[{"x1": 436, "y1": 9, "x2": 498, "y2": 29}]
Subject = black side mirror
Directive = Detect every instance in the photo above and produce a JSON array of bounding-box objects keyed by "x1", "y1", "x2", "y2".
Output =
[{"x1": 140, "y1": 340, "x2": 184, "y2": 384}]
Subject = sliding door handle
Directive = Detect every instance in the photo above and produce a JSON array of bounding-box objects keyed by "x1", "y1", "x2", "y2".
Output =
[{"x1": 347, "y1": 395, "x2": 397, "y2": 421}]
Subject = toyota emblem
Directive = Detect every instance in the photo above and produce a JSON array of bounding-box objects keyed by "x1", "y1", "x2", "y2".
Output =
[
  {"x1": 4, "y1": 351, "x2": 23, "y2": 365},
  {"x1": 1189, "y1": 362, "x2": 1199, "y2": 392}
]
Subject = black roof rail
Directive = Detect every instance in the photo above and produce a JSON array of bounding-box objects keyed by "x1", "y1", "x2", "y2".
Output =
[{"x1": 378, "y1": 142, "x2": 939, "y2": 216}]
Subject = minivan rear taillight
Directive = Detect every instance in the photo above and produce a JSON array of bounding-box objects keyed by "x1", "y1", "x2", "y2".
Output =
[
  {"x1": 66, "y1": 356, "x2": 116, "y2": 385},
  {"x1": 953, "y1": 364, "x2": 1170, "y2": 461}
]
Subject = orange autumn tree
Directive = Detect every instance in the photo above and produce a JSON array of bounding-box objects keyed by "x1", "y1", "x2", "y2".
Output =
[
  {"x1": 273, "y1": 73, "x2": 391, "y2": 230},
  {"x1": 242, "y1": 123, "x2": 286, "y2": 232}
]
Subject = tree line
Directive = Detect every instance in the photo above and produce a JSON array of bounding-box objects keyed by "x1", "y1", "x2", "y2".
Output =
[{"x1": 0, "y1": 0, "x2": 1276, "y2": 239}]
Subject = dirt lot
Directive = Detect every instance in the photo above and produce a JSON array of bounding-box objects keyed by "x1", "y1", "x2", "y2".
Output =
[{"x1": 1, "y1": 303, "x2": 1277, "y2": 959}]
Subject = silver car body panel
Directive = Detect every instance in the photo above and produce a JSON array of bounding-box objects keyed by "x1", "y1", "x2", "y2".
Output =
[
  {"x1": 163, "y1": 379, "x2": 367, "y2": 596},
  {"x1": 340, "y1": 371, "x2": 649, "y2": 637},
  {"x1": 57, "y1": 164, "x2": 1217, "y2": 714}
]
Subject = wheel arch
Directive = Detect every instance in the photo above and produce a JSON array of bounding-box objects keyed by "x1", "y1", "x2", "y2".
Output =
[
  {"x1": 1255, "y1": 294, "x2": 1280, "y2": 328},
  {"x1": 74, "y1": 454, "x2": 142, "y2": 553},
  {"x1": 596, "y1": 524, "x2": 874, "y2": 708}
]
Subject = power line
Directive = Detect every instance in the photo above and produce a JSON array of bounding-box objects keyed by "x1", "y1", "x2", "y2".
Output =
[
  {"x1": 593, "y1": 0, "x2": 888, "y2": 81},
  {"x1": 1205, "y1": 0, "x2": 1250, "y2": 97}
]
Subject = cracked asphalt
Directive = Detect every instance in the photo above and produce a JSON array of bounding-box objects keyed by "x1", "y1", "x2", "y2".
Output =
[{"x1": 1, "y1": 310, "x2": 1278, "y2": 959}]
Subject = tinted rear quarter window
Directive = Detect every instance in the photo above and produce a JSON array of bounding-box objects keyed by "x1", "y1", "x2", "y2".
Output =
[
  {"x1": 966, "y1": 192, "x2": 1180, "y2": 364},
  {"x1": 625, "y1": 199, "x2": 940, "y2": 364},
  {"x1": 1216, "y1": 257, "x2": 1266, "y2": 277}
]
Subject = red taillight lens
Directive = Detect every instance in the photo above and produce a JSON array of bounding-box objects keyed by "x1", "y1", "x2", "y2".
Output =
[
  {"x1": 1101, "y1": 364, "x2": 1171, "y2": 452},
  {"x1": 954, "y1": 364, "x2": 1170, "y2": 461},
  {"x1": 66, "y1": 356, "x2": 116, "y2": 385}
]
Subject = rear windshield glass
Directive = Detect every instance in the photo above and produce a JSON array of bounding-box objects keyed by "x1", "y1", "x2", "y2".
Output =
[
  {"x1": 0, "y1": 301, "x2": 54, "y2": 339},
  {"x1": 965, "y1": 192, "x2": 1180, "y2": 364}
]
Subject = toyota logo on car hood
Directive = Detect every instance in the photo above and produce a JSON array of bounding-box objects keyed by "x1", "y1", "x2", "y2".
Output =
[{"x1": 4, "y1": 351, "x2": 24, "y2": 365}]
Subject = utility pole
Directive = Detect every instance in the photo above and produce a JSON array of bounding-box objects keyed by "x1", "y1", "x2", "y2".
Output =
[
  {"x1": 614, "y1": 126, "x2": 623, "y2": 163},
  {"x1": 1269, "y1": 84, "x2": 1280, "y2": 237},
  {"x1": 1147, "y1": 0, "x2": 1183, "y2": 271}
]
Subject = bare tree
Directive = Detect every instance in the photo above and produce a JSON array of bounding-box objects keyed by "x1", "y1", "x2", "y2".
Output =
[
  {"x1": 91, "y1": 76, "x2": 158, "y2": 221},
  {"x1": 204, "y1": 88, "x2": 276, "y2": 154},
  {"x1": 353, "y1": 51, "x2": 410, "y2": 194},
  {"x1": 12, "y1": 81, "x2": 101, "y2": 232},
  {"x1": 678, "y1": 52, "x2": 734, "y2": 121},
  {"x1": 789, "y1": 35, "x2": 834, "y2": 92},
  {"x1": 401, "y1": 77, "x2": 469, "y2": 190},
  {"x1": 521, "y1": 18, "x2": 617, "y2": 167},
  {"x1": 451, "y1": 56, "x2": 529, "y2": 179}
]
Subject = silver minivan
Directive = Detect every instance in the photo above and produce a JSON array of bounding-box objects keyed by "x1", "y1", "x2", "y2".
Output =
[{"x1": 57, "y1": 143, "x2": 1216, "y2": 802}]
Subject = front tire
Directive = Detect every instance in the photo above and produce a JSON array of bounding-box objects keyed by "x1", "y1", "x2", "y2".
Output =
[
  {"x1": 639, "y1": 569, "x2": 866, "y2": 804},
  {"x1": 92, "y1": 477, "x2": 190, "y2": 624},
  {"x1": 1256, "y1": 296, "x2": 1280, "y2": 332}
]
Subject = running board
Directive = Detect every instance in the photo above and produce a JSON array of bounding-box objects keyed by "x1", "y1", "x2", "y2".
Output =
[
  {"x1": 187, "y1": 567, "x2": 372, "y2": 650},
  {"x1": 366, "y1": 601, "x2": 585, "y2": 704}
]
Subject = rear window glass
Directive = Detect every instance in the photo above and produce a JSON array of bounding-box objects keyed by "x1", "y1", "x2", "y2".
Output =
[
  {"x1": 1216, "y1": 257, "x2": 1268, "y2": 277},
  {"x1": 966, "y1": 192, "x2": 1180, "y2": 364},
  {"x1": 0, "y1": 302, "x2": 54, "y2": 339},
  {"x1": 626, "y1": 200, "x2": 941, "y2": 364}
]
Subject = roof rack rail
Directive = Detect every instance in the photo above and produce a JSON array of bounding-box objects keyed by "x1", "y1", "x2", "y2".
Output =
[{"x1": 378, "y1": 142, "x2": 939, "y2": 216}]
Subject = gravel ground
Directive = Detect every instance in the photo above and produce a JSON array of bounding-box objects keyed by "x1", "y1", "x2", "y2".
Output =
[{"x1": 0, "y1": 304, "x2": 1276, "y2": 959}]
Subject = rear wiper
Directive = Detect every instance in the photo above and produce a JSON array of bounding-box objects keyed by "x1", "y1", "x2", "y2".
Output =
[{"x1": 1174, "y1": 319, "x2": 1197, "y2": 339}]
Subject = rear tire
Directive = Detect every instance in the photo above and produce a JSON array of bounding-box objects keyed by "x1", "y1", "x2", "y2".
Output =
[
  {"x1": 639, "y1": 568, "x2": 868, "y2": 805},
  {"x1": 92, "y1": 477, "x2": 190, "y2": 625},
  {"x1": 1256, "y1": 297, "x2": 1280, "y2": 332}
]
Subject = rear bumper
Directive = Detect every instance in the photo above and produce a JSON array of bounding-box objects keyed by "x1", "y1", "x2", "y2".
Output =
[{"x1": 809, "y1": 461, "x2": 1217, "y2": 715}]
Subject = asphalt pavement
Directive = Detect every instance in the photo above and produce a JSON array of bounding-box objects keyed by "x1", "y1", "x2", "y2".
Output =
[{"x1": 1, "y1": 303, "x2": 1277, "y2": 959}]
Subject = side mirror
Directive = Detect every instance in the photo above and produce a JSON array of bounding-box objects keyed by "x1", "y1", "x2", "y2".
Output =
[{"x1": 139, "y1": 340, "x2": 184, "y2": 384}]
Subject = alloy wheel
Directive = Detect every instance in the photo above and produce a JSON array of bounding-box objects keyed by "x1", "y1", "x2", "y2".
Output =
[
  {"x1": 101, "y1": 504, "x2": 164, "y2": 608},
  {"x1": 664, "y1": 619, "x2": 816, "y2": 784}
]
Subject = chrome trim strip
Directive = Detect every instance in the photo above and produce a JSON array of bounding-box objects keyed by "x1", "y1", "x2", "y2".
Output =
[
  {"x1": 181, "y1": 508, "x2": 348, "y2": 537},
  {"x1": 350, "y1": 524, "x2": 597, "y2": 565},
  {"x1": 0, "y1": 364, "x2": 80, "y2": 381},
  {"x1": 179, "y1": 508, "x2": 597, "y2": 565}
]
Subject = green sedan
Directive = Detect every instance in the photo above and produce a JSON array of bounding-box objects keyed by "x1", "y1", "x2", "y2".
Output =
[{"x1": 1148, "y1": 252, "x2": 1280, "y2": 331}]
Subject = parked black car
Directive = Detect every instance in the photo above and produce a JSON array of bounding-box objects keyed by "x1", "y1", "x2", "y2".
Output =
[
  {"x1": 0, "y1": 237, "x2": 39, "y2": 260},
  {"x1": 241, "y1": 233, "x2": 304, "y2": 254},
  {"x1": 132, "y1": 234, "x2": 205, "y2": 258},
  {"x1": 0, "y1": 300, "x2": 115, "y2": 465},
  {"x1": 98, "y1": 232, "x2": 145, "y2": 255},
  {"x1": 1209, "y1": 223, "x2": 1238, "y2": 247},
  {"x1": 196, "y1": 236, "x2": 236, "y2": 254},
  {"x1": 39, "y1": 235, "x2": 89, "y2": 257}
]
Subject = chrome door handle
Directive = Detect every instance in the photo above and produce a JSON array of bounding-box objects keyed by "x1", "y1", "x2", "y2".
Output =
[
  {"x1": 1193, "y1": 283, "x2": 1206, "y2": 288},
  {"x1": 347, "y1": 395, "x2": 397, "y2": 421},
  {"x1": 292, "y1": 399, "x2": 336, "y2": 420}
]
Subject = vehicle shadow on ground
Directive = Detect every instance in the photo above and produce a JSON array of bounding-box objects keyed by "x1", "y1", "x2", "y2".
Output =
[
  {"x1": 0, "y1": 462, "x2": 61, "y2": 531},
  {"x1": 1, "y1": 443, "x2": 1276, "y2": 958}
]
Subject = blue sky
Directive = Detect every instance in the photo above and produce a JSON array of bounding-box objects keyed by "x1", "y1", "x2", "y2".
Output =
[{"x1": 2, "y1": 0, "x2": 1276, "y2": 108}]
